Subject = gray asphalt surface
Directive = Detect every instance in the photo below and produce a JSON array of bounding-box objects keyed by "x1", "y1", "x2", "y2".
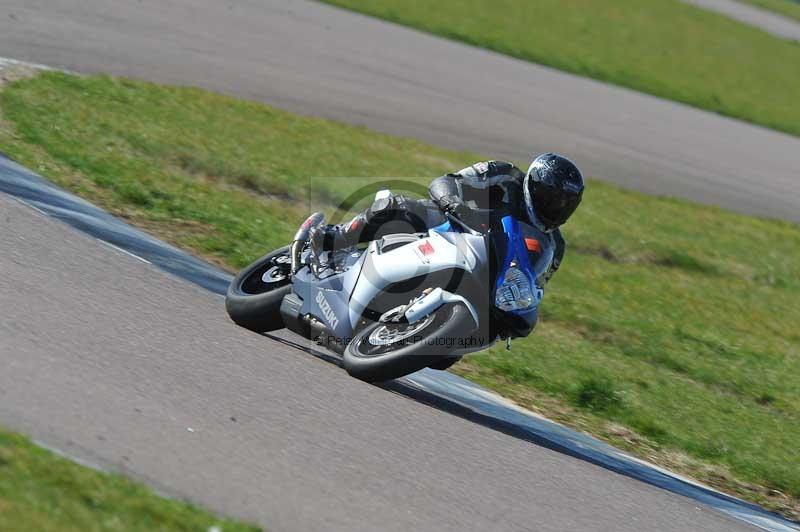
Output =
[
  {"x1": 0, "y1": 192, "x2": 758, "y2": 532},
  {"x1": 1, "y1": 0, "x2": 799, "y2": 221},
  {"x1": 0, "y1": 1, "x2": 792, "y2": 530},
  {"x1": 683, "y1": 0, "x2": 800, "y2": 40}
]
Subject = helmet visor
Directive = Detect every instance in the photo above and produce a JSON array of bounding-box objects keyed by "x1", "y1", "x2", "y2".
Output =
[{"x1": 535, "y1": 186, "x2": 582, "y2": 229}]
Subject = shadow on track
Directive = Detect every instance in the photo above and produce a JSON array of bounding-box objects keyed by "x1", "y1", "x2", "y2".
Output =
[{"x1": 264, "y1": 332, "x2": 590, "y2": 453}]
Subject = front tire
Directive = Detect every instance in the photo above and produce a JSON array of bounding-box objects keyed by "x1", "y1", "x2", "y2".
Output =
[
  {"x1": 226, "y1": 246, "x2": 292, "y2": 332},
  {"x1": 344, "y1": 304, "x2": 473, "y2": 382},
  {"x1": 427, "y1": 356, "x2": 462, "y2": 371}
]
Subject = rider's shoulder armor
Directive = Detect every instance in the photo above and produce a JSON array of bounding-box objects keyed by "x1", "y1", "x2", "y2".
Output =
[
  {"x1": 452, "y1": 161, "x2": 525, "y2": 211},
  {"x1": 456, "y1": 160, "x2": 524, "y2": 189}
]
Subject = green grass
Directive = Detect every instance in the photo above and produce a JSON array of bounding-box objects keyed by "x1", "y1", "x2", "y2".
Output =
[
  {"x1": 1, "y1": 72, "x2": 799, "y2": 517},
  {"x1": 321, "y1": 0, "x2": 800, "y2": 138},
  {"x1": 0, "y1": 428, "x2": 259, "y2": 531},
  {"x1": 742, "y1": 0, "x2": 800, "y2": 22}
]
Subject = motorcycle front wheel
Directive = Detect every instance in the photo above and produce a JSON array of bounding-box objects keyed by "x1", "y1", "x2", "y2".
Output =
[
  {"x1": 225, "y1": 246, "x2": 292, "y2": 332},
  {"x1": 344, "y1": 303, "x2": 472, "y2": 382}
]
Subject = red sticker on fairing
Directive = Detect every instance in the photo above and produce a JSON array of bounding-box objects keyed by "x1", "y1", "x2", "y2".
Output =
[
  {"x1": 418, "y1": 241, "x2": 435, "y2": 256},
  {"x1": 525, "y1": 238, "x2": 541, "y2": 252}
]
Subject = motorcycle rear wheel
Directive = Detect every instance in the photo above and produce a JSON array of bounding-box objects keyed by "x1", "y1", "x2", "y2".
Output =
[
  {"x1": 344, "y1": 303, "x2": 472, "y2": 382},
  {"x1": 225, "y1": 246, "x2": 292, "y2": 332}
]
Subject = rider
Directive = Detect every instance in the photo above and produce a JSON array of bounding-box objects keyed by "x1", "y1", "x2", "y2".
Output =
[{"x1": 311, "y1": 153, "x2": 584, "y2": 284}]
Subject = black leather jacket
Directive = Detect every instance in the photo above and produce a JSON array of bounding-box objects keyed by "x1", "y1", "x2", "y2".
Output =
[{"x1": 429, "y1": 160, "x2": 566, "y2": 281}]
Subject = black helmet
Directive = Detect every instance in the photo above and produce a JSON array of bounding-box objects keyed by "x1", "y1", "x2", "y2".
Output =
[{"x1": 524, "y1": 153, "x2": 584, "y2": 231}]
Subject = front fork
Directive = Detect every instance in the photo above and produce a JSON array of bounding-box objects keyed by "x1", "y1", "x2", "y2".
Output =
[
  {"x1": 395, "y1": 287, "x2": 480, "y2": 331},
  {"x1": 290, "y1": 212, "x2": 325, "y2": 274}
]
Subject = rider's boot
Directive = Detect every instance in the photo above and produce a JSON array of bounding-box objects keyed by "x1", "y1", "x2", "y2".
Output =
[{"x1": 310, "y1": 190, "x2": 395, "y2": 254}]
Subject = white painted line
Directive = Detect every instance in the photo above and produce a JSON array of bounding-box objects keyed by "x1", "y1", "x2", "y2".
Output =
[
  {"x1": 13, "y1": 197, "x2": 51, "y2": 217},
  {"x1": 33, "y1": 439, "x2": 183, "y2": 503},
  {"x1": 33, "y1": 439, "x2": 109, "y2": 473},
  {"x1": 0, "y1": 56, "x2": 73, "y2": 74},
  {"x1": 98, "y1": 239, "x2": 152, "y2": 265}
]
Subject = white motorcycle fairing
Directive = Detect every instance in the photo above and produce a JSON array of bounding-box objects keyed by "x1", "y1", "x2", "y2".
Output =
[{"x1": 347, "y1": 230, "x2": 479, "y2": 332}]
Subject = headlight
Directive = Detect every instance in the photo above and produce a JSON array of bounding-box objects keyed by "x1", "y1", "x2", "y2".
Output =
[{"x1": 495, "y1": 266, "x2": 536, "y2": 312}]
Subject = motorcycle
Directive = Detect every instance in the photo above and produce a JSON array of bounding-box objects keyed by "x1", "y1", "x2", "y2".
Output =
[{"x1": 225, "y1": 192, "x2": 554, "y2": 382}]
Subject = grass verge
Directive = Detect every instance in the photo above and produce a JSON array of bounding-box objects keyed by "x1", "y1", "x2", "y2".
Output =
[
  {"x1": 742, "y1": 0, "x2": 800, "y2": 22},
  {"x1": 0, "y1": 71, "x2": 798, "y2": 520},
  {"x1": 321, "y1": 0, "x2": 800, "y2": 138},
  {"x1": 0, "y1": 428, "x2": 259, "y2": 531}
]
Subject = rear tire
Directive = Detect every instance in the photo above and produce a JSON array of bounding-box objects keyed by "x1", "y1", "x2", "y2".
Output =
[
  {"x1": 226, "y1": 246, "x2": 292, "y2": 332},
  {"x1": 344, "y1": 304, "x2": 473, "y2": 382}
]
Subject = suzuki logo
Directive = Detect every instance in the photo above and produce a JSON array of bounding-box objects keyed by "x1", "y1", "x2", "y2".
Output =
[{"x1": 315, "y1": 291, "x2": 340, "y2": 330}]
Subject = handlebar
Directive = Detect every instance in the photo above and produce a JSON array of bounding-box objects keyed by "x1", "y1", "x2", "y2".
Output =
[{"x1": 444, "y1": 211, "x2": 484, "y2": 236}]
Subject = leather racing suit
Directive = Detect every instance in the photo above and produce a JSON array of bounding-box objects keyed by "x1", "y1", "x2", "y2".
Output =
[{"x1": 311, "y1": 160, "x2": 566, "y2": 283}]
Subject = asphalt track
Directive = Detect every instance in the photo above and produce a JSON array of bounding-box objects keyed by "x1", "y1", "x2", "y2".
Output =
[
  {"x1": 4, "y1": 154, "x2": 799, "y2": 531},
  {"x1": 0, "y1": 162, "x2": 770, "y2": 532},
  {"x1": 683, "y1": 0, "x2": 800, "y2": 40},
  {"x1": 1, "y1": 0, "x2": 799, "y2": 222},
  {"x1": 0, "y1": 1, "x2": 797, "y2": 530}
]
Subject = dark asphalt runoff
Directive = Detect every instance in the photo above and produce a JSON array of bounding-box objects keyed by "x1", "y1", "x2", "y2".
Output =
[
  {"x1": 0, "y1": 191, "x2": 760, "y2": 532},
  {"x1": 0, "y1": 0, "x2": 799, "y2": 221}
]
